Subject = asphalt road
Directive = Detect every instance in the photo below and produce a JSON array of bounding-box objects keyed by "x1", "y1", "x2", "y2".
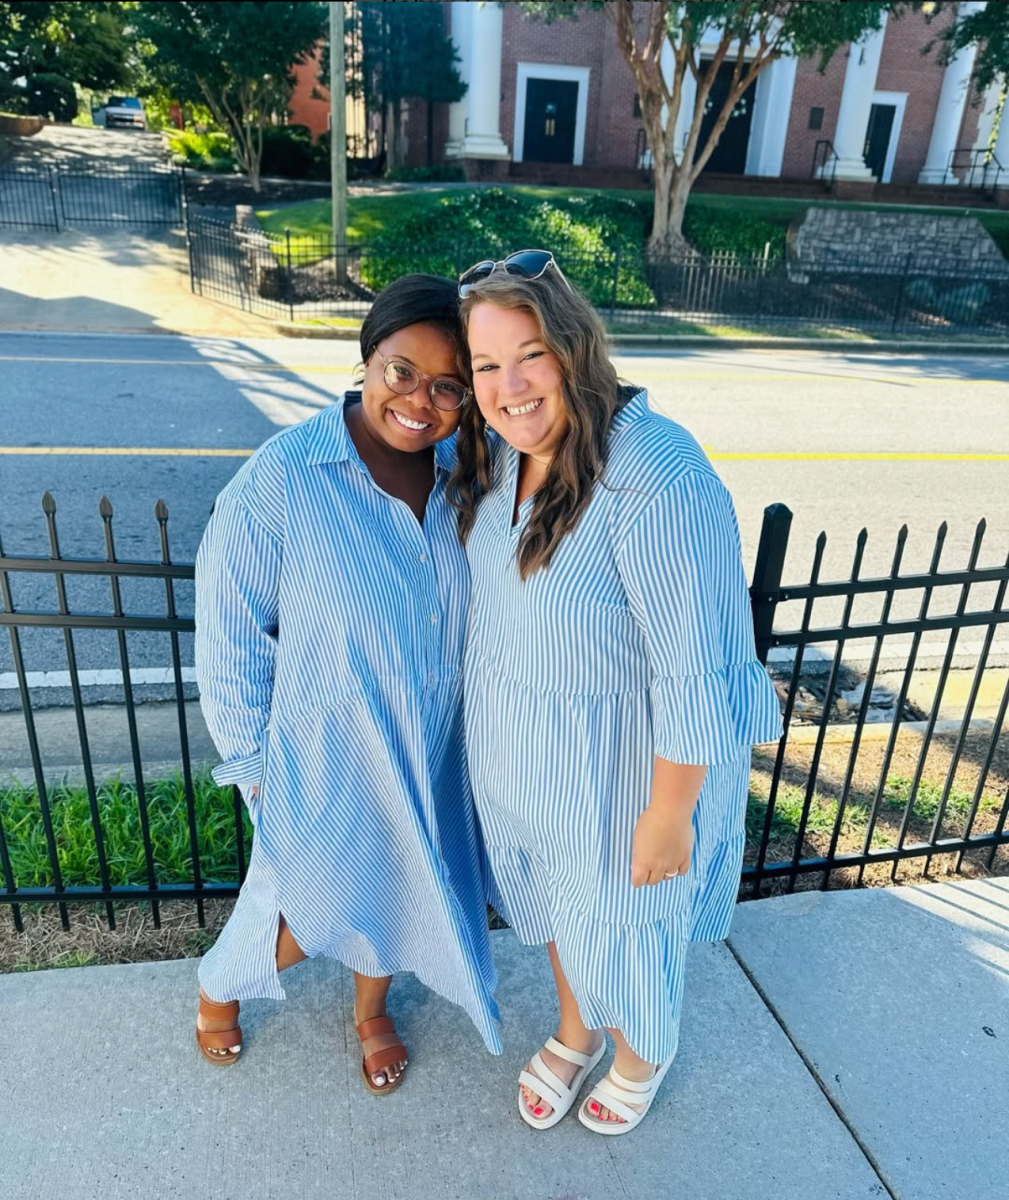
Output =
[{"x1": 2, "y1": 330, "x2": 1008, "y2": 709}]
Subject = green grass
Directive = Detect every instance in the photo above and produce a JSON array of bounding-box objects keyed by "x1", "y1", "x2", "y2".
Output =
[
  {"x1": 747, "y1": 776, "x2": 1003, "y2": 848},
  {"x1": 3, "y1": 770, "x2": 998, "y2": 898},
  {"x1": 0, "y1": 772, "x2": 253, "y2": 889}
]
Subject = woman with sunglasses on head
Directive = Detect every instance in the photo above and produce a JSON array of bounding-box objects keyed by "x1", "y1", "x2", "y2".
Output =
[
  {"x1": 450, "y1": 252, "x2": 782, "y2": 1135},
  {"x1": 193, "y1": 274, "x2": 502, "y2": 1088}
]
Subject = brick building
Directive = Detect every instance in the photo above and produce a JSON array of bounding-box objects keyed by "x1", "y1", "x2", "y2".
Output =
[{"x1": 379, "y1": 1, "x2": 1006, "y2": 192}]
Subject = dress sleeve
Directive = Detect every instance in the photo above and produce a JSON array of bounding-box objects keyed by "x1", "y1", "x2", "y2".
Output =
[
  {"x1": 194, "y1": 489, "x2": 281, "y2": 793},
  {"x1": 615, "y1": 470, "x2": 783, "y2": 765}
]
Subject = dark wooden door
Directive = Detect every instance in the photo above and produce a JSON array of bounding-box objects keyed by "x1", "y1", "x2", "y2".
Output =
[
  {"x1": 695, "y1": 60, "x2": 755, "y2": 174},
  {"x1": 864, "y1": 103, "x2": 896, "y2": 181},
  {"x1": 523, "y1": 78, "x2": 578, "y2": 164}
]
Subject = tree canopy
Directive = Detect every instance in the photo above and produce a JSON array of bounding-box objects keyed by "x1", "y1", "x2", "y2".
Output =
[{"x1": 136, "y1": 1, "x2": 327, "y2": 189}]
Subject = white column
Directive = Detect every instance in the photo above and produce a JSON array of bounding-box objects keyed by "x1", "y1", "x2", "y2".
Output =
[
  {"x1": 669, "y1": 42, "x2": 698, "y2": 166},
  {"x1": 459, "y1": 0, "x2": 510, "y2": 159},
  {"x1": 745, "y1": 56, "x2": 798, "y2": 176},
  {"x1": 972, "y1": 79, "x2": 1002, "y2": 153},
  {"x1": 919, "y1": 1, "x2": 986, "y2": 184},
  {"x1": 827, "y1": 13, "x2": 888, "y2": 181},
  {"x1": 444, "y1": 2, "x2": 472, "y2": 159}
]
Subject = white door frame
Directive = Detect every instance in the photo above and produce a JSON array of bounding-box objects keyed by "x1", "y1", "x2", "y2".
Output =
[
  {"x1": 513, "y1": 62, "x2": 590, "y2": 165},
  {"x1": 869, "y1": 91, "x2": 907, "y2": 184}
]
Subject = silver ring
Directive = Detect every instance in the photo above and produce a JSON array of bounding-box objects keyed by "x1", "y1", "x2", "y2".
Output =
[{"x1": 664, "y1": 871, "x2": 679, "y2": 878}]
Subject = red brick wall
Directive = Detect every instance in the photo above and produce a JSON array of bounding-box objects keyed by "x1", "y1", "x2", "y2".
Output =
[
  {"x1": 288, "y1": 47, "x2": 330, "y2": 141},
  {"x1": 400, "y1": 1, "x2": 989, "y2": 185},
  {"x1": 875, "y1": 7, "x2": 952, "y2": 183},
  {"x1": 780, "y1": 49, "x2": 849, "y2": 181}
]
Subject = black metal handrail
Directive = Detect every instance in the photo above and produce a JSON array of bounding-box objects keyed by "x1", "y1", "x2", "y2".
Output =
[{"x1": 812, "y1": 138, "x2": 839, "y2": 190}]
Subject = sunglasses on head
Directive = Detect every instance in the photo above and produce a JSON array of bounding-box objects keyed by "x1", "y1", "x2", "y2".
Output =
[{"x1": 458, "y1": 249, "x2": 573, "y2": 298}]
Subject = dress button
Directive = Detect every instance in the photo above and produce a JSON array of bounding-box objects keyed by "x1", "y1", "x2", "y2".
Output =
[
  {"x1": 430, "y1": 613, "x2": 438, "y2": 623},
  {"x1": 420, "y1": 553, "x2": 428, "y2": 563}
]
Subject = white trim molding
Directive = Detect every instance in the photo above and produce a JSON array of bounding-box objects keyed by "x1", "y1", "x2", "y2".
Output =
[
  {"x1": 869, "y1": 91, "x2": 907, "y2": 184},
  {"x1": 513, "y1": 62, "x2": 591, "y2": 165}
]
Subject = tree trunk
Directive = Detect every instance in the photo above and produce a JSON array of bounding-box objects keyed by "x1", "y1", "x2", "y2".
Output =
[
  {"x1": 647, "y1": 149, "x2": 692, "y2": 256},
  {"x1": 426, "y1": 99, "x2": 433, "y2": 168},
  {"x1": 386, "y1": 99, "x2": 403, "y2": 171}
]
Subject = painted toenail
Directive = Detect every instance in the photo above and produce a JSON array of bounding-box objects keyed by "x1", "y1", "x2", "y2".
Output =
[
  {"x1": 589, "y1": 1102, "x2": 599, "y2": 1113},
  {"x1": 533, "y1": 1107, "x2": 543, "y2": 1116}
]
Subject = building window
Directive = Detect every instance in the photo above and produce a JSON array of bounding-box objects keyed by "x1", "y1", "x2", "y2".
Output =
[
  {"x1": 633, "y1": 94, "x2": 641, "y2": 118},
  {"x1": 809, "y1": 107, "x2": 824, "y2": 131}
]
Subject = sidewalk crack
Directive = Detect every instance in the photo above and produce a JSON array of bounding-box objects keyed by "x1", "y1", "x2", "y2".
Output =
[{"x1": 727, "y1": 940, "x2": 897, "y2": 1200}]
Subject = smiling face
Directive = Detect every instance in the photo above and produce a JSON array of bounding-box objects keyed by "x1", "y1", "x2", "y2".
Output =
[
  {"x1": 360, "y1": 321, "x2": 465, "y2": 453},
  {"x1": 466, "y1": 302, "x2": 569, "y2": 462}
]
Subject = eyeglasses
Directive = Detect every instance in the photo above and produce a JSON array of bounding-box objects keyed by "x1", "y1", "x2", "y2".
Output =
[
  {"x1": 372, "y1": 346, "x2": 470, "y2": 411},
  {"x1": 458, "y1": 249, "x2": 572, "y2": 298}
]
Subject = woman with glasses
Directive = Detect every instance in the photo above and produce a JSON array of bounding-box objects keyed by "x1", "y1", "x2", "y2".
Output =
[
  {"x1": 450, "y1": 252, "x2": 782, "y2": 1135},
  {"x1": 193, "y1": 274, "x2": 502, "y2": 1090}
]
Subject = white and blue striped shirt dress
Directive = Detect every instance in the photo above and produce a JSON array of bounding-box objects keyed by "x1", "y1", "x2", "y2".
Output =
[
  {"x1": 195, "y1": 395, "x2": 502, "y2": 1054},
  {"x1": 464, "y1": 389, "x2": 782, "y2": 1064}
]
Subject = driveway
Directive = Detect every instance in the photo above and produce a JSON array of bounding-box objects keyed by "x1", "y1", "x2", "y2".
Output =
[
  {"x1": 1, "y1": 126, "x2": 274, "y2": 336},
  {"x1": 5, "y1": 123, "x2": 170, "y2": 167}
]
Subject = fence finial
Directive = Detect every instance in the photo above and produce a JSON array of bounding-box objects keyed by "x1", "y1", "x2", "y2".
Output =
[
  {"x1": 41, "y1": 492, "x2": 56, "y2": 515},
  {"x1": 99, "y1": 496, "x2": 114, "y2": 519},
  {"x1": 155, "y1": 499, "x2": 169, "y2": 523}
]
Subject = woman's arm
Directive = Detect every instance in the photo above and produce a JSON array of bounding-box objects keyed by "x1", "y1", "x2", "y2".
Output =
[{"x1": 195, "y1": 488, "x2": 282, "y2": 800}]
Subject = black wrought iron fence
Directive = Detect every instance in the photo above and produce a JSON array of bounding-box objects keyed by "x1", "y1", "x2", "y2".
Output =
[
  {"x1": 0, "y1": 161, "x2": 184, "y2": 229},
  {"x1": 1, "y1": 496, "x2": 1007, "y2": 930},
  {"x1": 748, "y1": 504, "x2": 1009, "y2": 897},
  {"x1": 186, "y1": 216, "x2": 1009, "y2": 337}
]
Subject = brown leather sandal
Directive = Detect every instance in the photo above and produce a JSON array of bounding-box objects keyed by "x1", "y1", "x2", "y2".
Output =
[
  {"x1": 357, "y1": 1015, "x2": 408, "y2": 1095},
  {"x1": 196, "y1": 994, "x2": 243, "y2": 1067}
]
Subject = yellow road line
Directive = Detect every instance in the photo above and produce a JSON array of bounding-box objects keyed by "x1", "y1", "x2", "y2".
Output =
[{"x1": 0, "y1": 447, "x2": 253, "y2": 457}]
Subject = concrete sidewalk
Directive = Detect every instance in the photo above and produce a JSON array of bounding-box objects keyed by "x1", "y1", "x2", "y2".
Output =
[{"x1": 2, "y1": 878, "x2": 1005, "y2": 1200}]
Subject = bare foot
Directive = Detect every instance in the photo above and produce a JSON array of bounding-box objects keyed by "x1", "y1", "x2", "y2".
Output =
[{"x1": 519, "y1": 1031, "x2": 604, "y2": 1119}]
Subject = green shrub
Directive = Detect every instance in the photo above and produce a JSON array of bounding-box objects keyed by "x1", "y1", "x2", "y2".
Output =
[
  {"x1": 384, "y1": 164, "x2": 466, "y2": 183},
  {"x1": 260, "y1": 124, "x2": 318, "y2": 179},
  {"x1": 21, "y1": 73, "x2": 78, "y2": 122},
  {"x1": 682, "y1": 206, "x2": 787, "y2": 261},
  {"x1": 167, "y1": 129, "x2": 235, "y2": 171},
  {"x1": 362, "y1": 187, "x2": 655, "y2": 308}
]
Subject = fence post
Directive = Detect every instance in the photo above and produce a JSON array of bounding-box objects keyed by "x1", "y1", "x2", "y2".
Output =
[
  {"x1": 47, "y1": 164, "x2": 60, "y2": 231},
  {"x1": 181, "y1": 166, "x2": 197, "y2": 294},
  {"x1": 891, "y1": 251, "x2": 912, "y2": 335},
  {"x1": 750, "y1": 502, "x2": 792, "y2": 666},
  {"x1": 285, "y1": 227, "x2": 294, "y2": 323}
]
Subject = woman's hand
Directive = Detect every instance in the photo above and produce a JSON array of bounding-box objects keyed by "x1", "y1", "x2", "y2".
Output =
[
  {"x1": 631, "y1": 802, "x2": 694, "y2": 886},
  {"x1": 630, "y1": 759, "x2": 708, "y2": 887}
]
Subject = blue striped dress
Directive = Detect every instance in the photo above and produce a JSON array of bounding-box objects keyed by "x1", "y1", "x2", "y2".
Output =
[
  {"x1": 195, "y1": 395, "x2": 502, "y2": 1054},
  {"x1": 464, "y1": 390, "x2": 782, "y2": 1064}
]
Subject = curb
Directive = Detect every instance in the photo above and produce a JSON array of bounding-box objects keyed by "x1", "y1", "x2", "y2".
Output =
[
  {"x1": 606, "y1": 335, "x2": 1009, "y2": 353},
  {"x1": 271, "y1": 323, "x2": 1009, "y2": 355},
  {"x1": 276, "y1": 321, "x2": 360, "y2": 340}
]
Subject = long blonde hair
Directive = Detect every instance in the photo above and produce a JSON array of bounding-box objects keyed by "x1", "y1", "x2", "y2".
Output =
[{"x1": 448, "y1": 269, "x2": 629, "y2": 578}]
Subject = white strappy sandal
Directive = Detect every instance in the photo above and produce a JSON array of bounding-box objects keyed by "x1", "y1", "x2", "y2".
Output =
[
  {"x1": 518, "y1": 1036, "x2": 607, "y2": 1131},
  {"x1": 577, "y1": 1057, "x2": 674, "y2": 1136}
]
